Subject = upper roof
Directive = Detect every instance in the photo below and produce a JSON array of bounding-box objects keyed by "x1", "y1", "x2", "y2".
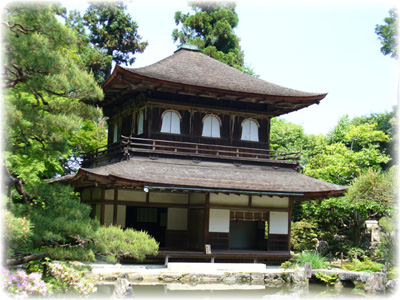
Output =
[
  {"x1": 102, "y1": 45, "x2": 327, "y2": 116},
  {"x1": 50, "y1": 156, "x2": 347, "y2": 200}
]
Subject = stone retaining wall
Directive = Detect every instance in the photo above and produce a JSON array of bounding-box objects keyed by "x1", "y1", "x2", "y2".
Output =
[{"x1": 83, "y1": 263, "x2": 395, "y2": 295}]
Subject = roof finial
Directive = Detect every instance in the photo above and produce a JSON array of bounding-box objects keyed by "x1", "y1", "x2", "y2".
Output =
[{"x1": 175, "y1": 43, "x2": 200, "y2": 52}]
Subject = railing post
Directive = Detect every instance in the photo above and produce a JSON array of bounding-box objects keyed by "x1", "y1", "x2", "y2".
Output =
[{"x1": 152, "y1": 140, "x2": 156, "y2": 151}]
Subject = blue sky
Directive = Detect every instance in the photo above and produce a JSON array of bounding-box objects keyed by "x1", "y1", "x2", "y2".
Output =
[{"x1": 63, "y1": 0, "x2": 398, "y2": 135}]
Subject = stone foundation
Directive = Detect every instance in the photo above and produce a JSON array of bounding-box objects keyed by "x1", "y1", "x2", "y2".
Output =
[{"x1": 83, "y1": 263, "x2": 393, "y2": 295}]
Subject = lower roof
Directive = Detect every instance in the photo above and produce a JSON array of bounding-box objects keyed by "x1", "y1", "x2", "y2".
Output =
[{"x1": 51, "y1": 156, "x2": 347, "y2": 200}]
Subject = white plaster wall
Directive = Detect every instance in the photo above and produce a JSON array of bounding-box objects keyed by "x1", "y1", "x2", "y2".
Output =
[
  {"x1": 104, "y1": 189, "x2": 114, "y2": 200},
  {"x1": 117, "y1": 205, "x2": 126, "y2": 228},
  {"x1": 251, "y1": 196, "x2": 289, "y2": 208},
  {"x1": 150, "y1": 192, "x2": 188, "y2": 204},
  {"x1": 269, "y1": 211, "x2": 289, "y2": 234},
  {"x1": 167, "y1": 208, "x2": 188, "y2": 230},
  {"x1": 118, "y1": 190, "x2": 146, "y2": 202},
  {"x1": 209, "y1": 209, "x2": 230, "y2": 233},
  {"x1": 104, "y1": 204, "x2": 114, "y2": 226},
  {"x1": 190, "y1": 193, "x2": 206, "y2": 204},
  {"x1": 210, "y1": 194, "x2": 248, "y2": 206}
]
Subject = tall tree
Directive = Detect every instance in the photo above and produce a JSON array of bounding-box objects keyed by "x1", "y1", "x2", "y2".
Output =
[
  {"x1": 375, "y1": 8, "x2": 398, "y2": 59},
  {"x1": 83, "y1": 1, "x2": 148, "y2": 78},
  {"x1": 304, "y1": 123, "x2": 391, "y2": 186},
  {"x1": 172, "y1": 1, "x2": 255, "y2": 74},
  {"x1": 3, "y1": 3, "x2": 104, "y2": 202},
  {"x1": 65, "y1": 9, "x2": 112, "y2": 84}
]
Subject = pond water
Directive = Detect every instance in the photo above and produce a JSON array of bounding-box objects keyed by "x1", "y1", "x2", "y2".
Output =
[{"x1": 89, "y1": 282, "x2": 368, "y2": 299}]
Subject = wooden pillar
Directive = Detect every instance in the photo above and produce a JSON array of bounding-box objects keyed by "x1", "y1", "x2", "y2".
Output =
[
  {"x1": 205, "y1": 193, "x2": 210, "y2": 245},
  {"x1": 266, "y1": 118, "x2": 271, "y2": 150},
  {"x1": 288, "y1": 198, "x2": 293, "y2": 252}
]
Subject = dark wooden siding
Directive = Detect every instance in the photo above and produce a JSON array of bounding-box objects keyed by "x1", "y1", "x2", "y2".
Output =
[{"x1": 208, "y1": 232, "x2": 229, "y2": 250}]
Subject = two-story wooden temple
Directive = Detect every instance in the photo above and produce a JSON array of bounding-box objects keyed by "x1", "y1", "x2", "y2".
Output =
[{"x1": 52, "y1": 44, "x2": 347, "y2": 263}]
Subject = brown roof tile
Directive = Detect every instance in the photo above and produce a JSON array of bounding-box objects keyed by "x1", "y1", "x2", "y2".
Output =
[
  {"x1": 52, "y1": 157, "x2": 346, "y2": 199},
  {"x1": 120, "y1": 48, "x2": 326, "y2": 99}
]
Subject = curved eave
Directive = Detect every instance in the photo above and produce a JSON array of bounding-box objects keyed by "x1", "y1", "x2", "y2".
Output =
[
  {"x1": 102, "y1": 65, "x2": 327, "y2": 104},
  {"x1": 52, "y1": 168, "x2": 347, "y2": 201}
]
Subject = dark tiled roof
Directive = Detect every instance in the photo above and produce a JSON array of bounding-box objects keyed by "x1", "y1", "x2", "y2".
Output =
[
  {"x1": 52, "y1": 157, "x2": 346, "y2": 199},
  {"x1": 120, "y1": 48, "x2": 325, "y2": 99}
]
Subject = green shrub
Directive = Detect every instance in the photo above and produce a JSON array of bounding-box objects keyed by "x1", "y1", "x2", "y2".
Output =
[
  {"x1": 342, "y1": 257, "x2": 383, "y2": 273},
  {"x1": 10, "y1": 183, "x2": 99, "y2": 249},
  {"x1": 315, "y1": 272, "x2": 340, "y2": 286},
  {"x1": 281, "y1": 261, "x2": 291, "y2": 270},
  {"x1": 45, "y1": 247, "x2": 96, "y2": 262},
  {"x1": 94, "y1": 225, "x2": 159, "y2": 262},
  {"x1": 291, "y1": 220, "x2": 318, "y2": 251},
  {"x1": 2, "y1": 209, "x2": 33, "y2": 251},
  {"x1": 297, "y1": 251, "x2": 328, "y2": 269}
]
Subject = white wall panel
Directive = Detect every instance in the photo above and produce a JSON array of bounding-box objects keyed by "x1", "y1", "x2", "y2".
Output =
[
  {"x1": 269, "y1": 211, "x2": 289, "y2": 234},
  {"x1": 209, "y1": 209, "x2": 230, "y2": 233},
  {"x1": 104, "y1": 204, "x2": 114, "y2": 226},
  {"x1": 210, "y1": 194, "x2": 248, "y2": 206},
  {"x1": 118, "y1": 190, "x2": 146, "y2": 202},
  {"x1": 252, "y1": 196, "x2": 289, "y2": 208},
  {"x1": 117, "y1": 205, "x2": 126, "y2": 228}
]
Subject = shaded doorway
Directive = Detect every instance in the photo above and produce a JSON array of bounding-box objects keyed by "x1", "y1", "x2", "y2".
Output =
[
  {"x1": 230, "y1": 220, "x2": 268, "y2": 250},
  {"x1": 125, "y1": 207, "x2": 167, "y2": 247}
]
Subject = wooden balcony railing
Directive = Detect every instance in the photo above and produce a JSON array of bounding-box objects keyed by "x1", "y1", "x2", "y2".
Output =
[{"x1": 83, "y1": 136, "x2": 301, "y2": 165}]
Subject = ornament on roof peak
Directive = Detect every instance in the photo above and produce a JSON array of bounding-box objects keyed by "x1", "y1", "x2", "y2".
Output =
[{"x1": 175, "y1": 43, "x2": 200, "y2": 52}]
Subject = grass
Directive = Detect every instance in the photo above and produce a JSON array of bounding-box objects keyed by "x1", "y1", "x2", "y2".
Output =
[{"x1": 297, "y1": 251, "x2": 329, "y2": 269}]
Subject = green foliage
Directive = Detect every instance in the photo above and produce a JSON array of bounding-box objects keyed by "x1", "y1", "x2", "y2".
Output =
[
  {"x1": 270, "y1": 118, "x2": 327, "y2": 166},
  {"x1": 304, "y1": 142, "x2": 391, "y2": 186},
  {"x1": 342, "y1": 257, "x2": 384, "y2": 273},
  {"x1": 315, "y1": 272, "x2": 340, "y2": 286},
  {"x1": 45, "y1": 247, "x2": 96, "y2": 262},
  {"x1": 297, "y1": 251, "x2": 328, "y2": 269},
  {"x1": 65, "y1": 9, "x2": 112, "y2": 84},
  {"x1": 4, "y1": 3, "x2": 103, "y2": 100},
  {"x1": 376, "y1": 216, "x2": 397, "y2": 267},
  {"x1": 346, "y1": 167, "x2": 396, "y2": 214},
  {"x1": 2, "y1": 209, "x2": 33, "y2": 252},
  {"x1": 94, "y1": 225, "x2": 159, "y2": 262},
  {"x1": 375, "y1": 8, "x2": 398, "y2": 59},
  {"x1": 299, "y1": 167, "x2": 396, "y2": 253},
  {"x1": 280, "y1": 261, "x2": 291, "y2": 270},
  {"x1": 10, "y1": 183, "x2": 99, "y2": 249},
  {"x1": 4, "y1": 3, "x2": 106, "y2": 189},
  {"x1": 83, "y1": 1, "x2": 148, "y2": 77},
  {"x1": 290, "y1": 220, "x2": 318, "y2": 251},
  {"x1": 172, "y1": 2, "x2": 255, "y2": 74}
]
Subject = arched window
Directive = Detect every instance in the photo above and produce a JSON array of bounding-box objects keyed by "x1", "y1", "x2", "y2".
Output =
[
  {"x1": 112, "y1": 123, "x2": 118, "y2": 143},
  {"x1": 161, "y1": 110, "x2": 181, "y2": 134},
  {"x1": 202, "y1": 114, "x2": 221, "y2": 138},
  {"x1": 241, "y1": 119, "x2": 259, "y2": 141},
  {"x1": 137, "y1": 111, "x2": 144, "y2": 135}
]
